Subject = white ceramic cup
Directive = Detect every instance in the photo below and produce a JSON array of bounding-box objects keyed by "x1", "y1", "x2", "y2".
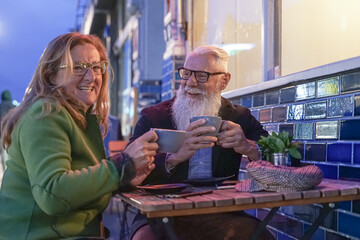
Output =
[
  {"x1": 190, "y1": 115, "x2": 222, "y2": 137},
  {"x1": 151, "y1": 128, "x2": 186, "y2": 153}
]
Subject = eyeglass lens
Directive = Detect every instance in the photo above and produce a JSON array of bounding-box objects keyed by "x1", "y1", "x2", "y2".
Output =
[
  {"x1": 73, "y1": 62, "x2": 106, "y2": 76},
  {"x1": 179, "y1": 68, "x2": 208, "y2": 82}
]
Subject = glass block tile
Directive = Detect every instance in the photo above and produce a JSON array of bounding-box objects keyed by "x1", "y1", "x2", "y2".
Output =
[
  {"x1": 339, "y1": 165, "x2": 360, "y2": 181},
  {"x1": 341, "y1": 71, "x2": 360, "y2": 93},
  {"x1": 328, "y1": 96, "x2": 353, "y2": 118},
  {"x1": 279, "y1": 124, "x2": 294, "y2": 137},
  {"x1": 338, "y1": 211, "x2": 360, "y2": 238},
  {"x1": 354, "y1": 144, "x2": 360, "y2": 165},
  {"x1": 253, "y1": 93, "x2": 265, "y2": 107},
  {"x1": 287, "y1": 104, "x2": 304, "y2": 120},
  {"x1": 305, "y1": 143, "x2": 326, "y2": 162},
  {"x1": 305, "y1": 101, "x2": 326, "y2": 120},
  {"x1": 340, "y1": 119, "x2": 360, "y2": 140},
  {"x1": 355, "y1": 95, "x2": 360, "y2": 116},
  {"x1": 241, "y1": 95, "x2": 252, "y2": 108},
  {"x1": 295, "y1": 123, "x2": 313, "y2": 140},
  {"x1": 264, "y1": 124, "x2": 278, "y2": 135},
  {"x1": 259, "y1": 108, "x2": 271, "y2": 123},
  {"x1": 327, "y1": 143, "x2": 352, "y2": 164},
  {"x1": 317, "y1": 76, "x2": 339, "y2": 98},
  {"x1": 251, "y1": 109, "x2": 259, "y2": 121},
  {"x1": 231, "y1": 98, "x2": 241, "y2": 105},
  {"x1": 315, "y1": 163, "x2": 338, "y2": 179},
  {"x1": 296, "y1": 82, "x2": 315, "y2": 101},
  {"x1": 316, "y1": 121, "x2": 338, "y2": 139},
  {"x1": 280, "y1": 86, "x2": 296, "y2": 104},
  {"x1": 272, "y1": 106, "x2": 286, "y2": 122},
  {"x1": 265, "y1": 90, "x2": 279, "y2": 105}
]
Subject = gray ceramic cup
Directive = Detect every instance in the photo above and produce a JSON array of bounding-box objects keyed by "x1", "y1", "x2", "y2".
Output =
[
  {"x1": 190, "y1": 115, "x2": 222, "y2": 136},
  {"x1": 151, "y1": 128, "x2": 186, "y2": 153}
]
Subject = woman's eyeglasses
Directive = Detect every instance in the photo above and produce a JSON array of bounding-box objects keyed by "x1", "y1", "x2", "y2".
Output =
[
  {"x1": 177, "y1": 67, "x2": 226, "y2": 83},
  {"x1": 59, "y1": 61, "x2": 108, "y2": 76}
]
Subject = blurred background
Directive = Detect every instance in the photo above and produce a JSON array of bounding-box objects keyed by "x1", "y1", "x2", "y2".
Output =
[{"x1": 1, "y1": 1, "x2": 360, "y2": 239}]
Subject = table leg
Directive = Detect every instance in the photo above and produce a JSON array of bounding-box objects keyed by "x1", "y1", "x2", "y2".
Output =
[
  {"x1": 301, "y1": 202, "x2": 337, "y2": 240},
  {"x1": 250, "y1": 207, "x2": 280, "y2": 240},
  {"x1": 148, "y1": 217, "x2": 178, "y2": 240}
]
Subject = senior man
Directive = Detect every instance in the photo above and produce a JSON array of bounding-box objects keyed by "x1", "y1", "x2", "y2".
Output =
[{"x1": 127, "y1": 45, "x2": 273, "y2": 240}]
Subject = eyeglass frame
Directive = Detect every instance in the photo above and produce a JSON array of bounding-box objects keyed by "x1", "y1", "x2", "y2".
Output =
[
  {"x1": 177, "y1": 67, "x2": 227, "y2": 83},
  {"x1": 59, "y1": 61, "x2": 109, "y2": 76}
]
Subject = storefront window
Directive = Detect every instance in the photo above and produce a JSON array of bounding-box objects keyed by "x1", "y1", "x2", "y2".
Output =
[
  {"x1": 191, "y1": 0, "x2": 263, "y2": 91},
  {"x1": 281, "y1": 0, "x2": 360, "y2": 77}
]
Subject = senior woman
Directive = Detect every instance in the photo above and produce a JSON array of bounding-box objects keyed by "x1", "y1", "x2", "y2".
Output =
[{"x1": 0, "y1": 33, "x2": 158, "y2": 239}]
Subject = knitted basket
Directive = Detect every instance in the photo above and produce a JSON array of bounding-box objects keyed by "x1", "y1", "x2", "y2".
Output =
[{"x1": 236, "y1": 160, "x2": 323, "y2": 192}]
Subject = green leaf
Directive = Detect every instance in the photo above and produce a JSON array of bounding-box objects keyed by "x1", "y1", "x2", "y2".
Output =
[
  {"x1": 288, "y1": 148, "x2": 301, "y2": 159},
  {"x1": 276, "y1": 138, "x2": 285, "y2": 152}
]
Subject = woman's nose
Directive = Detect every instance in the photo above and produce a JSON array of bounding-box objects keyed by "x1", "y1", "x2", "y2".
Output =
[{"x1": 83, "y1": 68, "x2": 96, "y2": 82}]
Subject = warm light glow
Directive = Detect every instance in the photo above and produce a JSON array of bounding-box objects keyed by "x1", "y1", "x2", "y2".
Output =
[{"x1": 216, "y1": 43, "x2": 256, "y2": 56}]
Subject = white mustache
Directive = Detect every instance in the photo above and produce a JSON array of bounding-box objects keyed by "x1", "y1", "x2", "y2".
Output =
[{"x1": 184, "y1": 86, "x2": 205, "y2": 95}]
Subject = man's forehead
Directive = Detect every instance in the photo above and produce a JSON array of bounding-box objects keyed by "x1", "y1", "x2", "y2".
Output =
[{"x1": 184, "y1": 53, "x2": 217, "y2": 70}]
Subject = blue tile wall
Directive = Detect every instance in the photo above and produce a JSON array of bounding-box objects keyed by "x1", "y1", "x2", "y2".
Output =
[
  {"x1": 315, "y1": 163, "x2": 338, "y2": 179},
  {"x1": 279, "y1": 124, "x2": 294, "y2": 137},
  {"x1": 340, "y1": 119, "x2": 360, "y2": 140},
  {"x1": 305, "y1": 101, "x2": 326, "y2": 119},
  {"x1": 253, "y1": 93, "x2": 265, "y2": 107},
  {"x1": 327, "y1": 143, "x2": 352, "y2": 164},
  {"x1": 338, "y1": 212, "x2": 360, "y2": 238},
  {"x1": 242, "y1": 95, "x2": 252, "y2": 108},
  {"x1": 305, "y1": 143, "x2": 326, "y2": 162},
  {"x1": 354, "y1": 143, "x2": 360, "y2": 165},
  {"x1": 296, "y1": 82, "x2": 316, "y2": 101},
  {"x1": 341, "y1": 71, "x2": 360, "y2": 93},
  {"x1": 328, "y1": 96, "x2": 353, "y2": 117},
  {"x1": 280, "y1": 86, "x2": 296, "y2": 103},
  {"x1": 272, "y1": 106, "x2": 287, "y2": 122},
  {"x1": 251, "y1": 109, "x2": 259, "y2": 121},
  {"x1": 339, "y1": 165, "x2": 360, "y2": 181},
  {"x1": 317, "y1": 76, "x2": 339, "y2": 98},
  {"x1": 266, "y1": 90, "x2": 280, "y2": 105},
  {"x1": 295, "y1": 122, "x2": 314, "y2": 140},
  {"x1": 228, "y1": 69, "x2": 360, "y2": 240},
  {"x1": 355, "y1": 95, "x2": 360, "y2": 116},
  {"x1": 287, "y1": 104, "x2": 304, "y2": 120}
]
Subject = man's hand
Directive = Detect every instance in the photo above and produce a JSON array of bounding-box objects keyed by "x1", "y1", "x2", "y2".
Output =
[
  {"x1": 217, "y1": 120, "x2": 260, "y2": 161},
  {"x1": 166, "y1": 119, "x2": 218, "y2": 167},
  {"x1": 124, "y1": 131, "x2": 158, "y2": 185}
]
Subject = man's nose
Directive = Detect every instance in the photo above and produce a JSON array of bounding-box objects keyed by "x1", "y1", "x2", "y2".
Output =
[{"x1": 185, "y1": 72, "x2": 197, "y2": 86}]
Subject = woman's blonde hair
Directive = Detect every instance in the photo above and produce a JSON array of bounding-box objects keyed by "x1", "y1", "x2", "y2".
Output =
[{"x1": 1, "y1": 32, "x2": 112, "y2": 150}]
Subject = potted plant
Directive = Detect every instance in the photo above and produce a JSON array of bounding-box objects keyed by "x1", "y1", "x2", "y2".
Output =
[{"x1": 257, "y1": 131, "x2": 301, "y2": 165}]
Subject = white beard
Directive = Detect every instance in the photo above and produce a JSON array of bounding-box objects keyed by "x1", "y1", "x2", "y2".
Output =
[{"x1": 172, "y1": 85, "x2": 222, "y2": 130}]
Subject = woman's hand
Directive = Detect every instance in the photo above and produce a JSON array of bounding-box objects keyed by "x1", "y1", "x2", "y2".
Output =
[{"x1": 124, "y1": 131, "x2": 158, "y2": 185}]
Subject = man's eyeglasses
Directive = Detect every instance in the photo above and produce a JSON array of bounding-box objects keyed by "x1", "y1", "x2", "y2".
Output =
[
  {"x1": 59, "y1": 61, "x2": 108, "y2": 76},
  {"x1": 177, "y1": 67, "x2": 227, "y2": 83}
]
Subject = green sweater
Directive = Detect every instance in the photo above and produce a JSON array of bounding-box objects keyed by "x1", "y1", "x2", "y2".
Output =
[{"x1": 0, "y1": 100, "x2": 124, "y2": 239}]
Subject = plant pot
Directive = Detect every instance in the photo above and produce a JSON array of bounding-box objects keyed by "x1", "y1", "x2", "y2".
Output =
[{"x1": 272, "y1": 153, "x2": 290, "y2": 166}]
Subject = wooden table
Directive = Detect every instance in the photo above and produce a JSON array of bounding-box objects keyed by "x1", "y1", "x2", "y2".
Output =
[{"x1": 118, "y1": 179, "x2": 360, "y2": 240}]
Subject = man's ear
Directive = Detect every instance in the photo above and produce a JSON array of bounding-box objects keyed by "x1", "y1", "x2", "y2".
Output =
[{"x1": 220, "y1": 73, "x2": 231, "y2": 90}]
